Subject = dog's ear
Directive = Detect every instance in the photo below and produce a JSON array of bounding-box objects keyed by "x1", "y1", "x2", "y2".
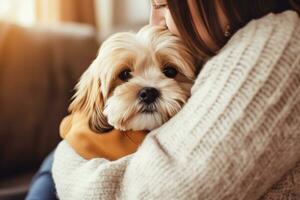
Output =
[{"x1": 69, "y1": 64, "x2": 113, "y2": 133}]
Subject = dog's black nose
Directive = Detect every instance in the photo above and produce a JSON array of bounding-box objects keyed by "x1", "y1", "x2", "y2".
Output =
[{"x1": 138, "y1": 87, "x2": 160, "y2": 104}]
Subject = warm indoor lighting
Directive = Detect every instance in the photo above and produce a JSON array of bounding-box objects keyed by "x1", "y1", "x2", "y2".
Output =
[{"x1": 0, "y1": 0, "x2": 36, "y2": 26}]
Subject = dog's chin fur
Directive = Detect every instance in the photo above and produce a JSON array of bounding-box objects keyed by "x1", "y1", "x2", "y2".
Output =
[{"x1": 68, "y1": 25, "x2": 197, "y2": 133}]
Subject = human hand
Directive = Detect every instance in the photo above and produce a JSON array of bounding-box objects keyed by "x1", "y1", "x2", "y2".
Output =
[{"x1": 59, "y1": 113, "x2": 148, "y2": 160}]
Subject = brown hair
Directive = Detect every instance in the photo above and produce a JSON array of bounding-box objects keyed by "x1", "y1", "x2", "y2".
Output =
[{"x1": 167, "y1": 0, "x2": 300, "y2": 60}]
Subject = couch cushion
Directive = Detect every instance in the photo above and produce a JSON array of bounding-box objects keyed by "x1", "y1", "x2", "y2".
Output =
[
  {"x1": 0, "y1": 22, "x2": 99, "y2": 177},
  {"x1": 0, "y1": 171, "x2": 34, "y2": 200}
]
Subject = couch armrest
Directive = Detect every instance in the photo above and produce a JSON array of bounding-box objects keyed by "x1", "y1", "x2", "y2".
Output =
[{"x1": 0, "y1": 22, "x2": 99, "y2": 177}]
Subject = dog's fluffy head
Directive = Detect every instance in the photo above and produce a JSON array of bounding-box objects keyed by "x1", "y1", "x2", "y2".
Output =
[{"x1": 69, "y1": 25, "x2": 197, "y2": 132}]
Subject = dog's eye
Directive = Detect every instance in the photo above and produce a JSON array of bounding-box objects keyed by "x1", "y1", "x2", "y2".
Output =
[
  {"x1": 163, "y1": 66, "x2": 178, "y2": 78},
  {"x1": 119, "y1": 69, "x2": 132, "y2": 81}
]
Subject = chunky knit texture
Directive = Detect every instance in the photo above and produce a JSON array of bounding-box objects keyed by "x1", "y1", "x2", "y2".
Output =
[{"x1": 53, "y1": 11, "x2": 300, "y2": 200}]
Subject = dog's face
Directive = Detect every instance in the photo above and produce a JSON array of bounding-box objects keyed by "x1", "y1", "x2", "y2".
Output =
[{"x1": 69, "y1": 25, "x2": 197, "y2": 132}]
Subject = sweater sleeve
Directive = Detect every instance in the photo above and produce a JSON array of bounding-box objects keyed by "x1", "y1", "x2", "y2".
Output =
[{"x1": 52, "y1": 11, "x2": 300, "y2": 200}]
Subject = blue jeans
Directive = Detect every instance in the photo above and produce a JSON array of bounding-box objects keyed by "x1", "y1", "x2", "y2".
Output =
[{"x1": 25, "y1": 152, "x2": 57, "y2": 200}]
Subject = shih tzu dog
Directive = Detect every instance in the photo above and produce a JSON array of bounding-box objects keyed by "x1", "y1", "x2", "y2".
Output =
[{"x1": 69, "y1": 25, "x2": 197, "y2": 133}]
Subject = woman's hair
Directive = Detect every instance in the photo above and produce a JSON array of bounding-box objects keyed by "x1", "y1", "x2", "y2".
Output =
[{"x1": 167, "y1": 0, "x2": 300, "y2": 60}]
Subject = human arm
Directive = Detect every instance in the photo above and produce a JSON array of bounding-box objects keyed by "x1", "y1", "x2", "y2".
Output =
[{"x1": 52, "y1": 11, "x2": 300, "y2": 200}]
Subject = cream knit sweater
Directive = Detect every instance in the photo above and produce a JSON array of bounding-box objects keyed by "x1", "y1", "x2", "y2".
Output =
[{"x1": 53, "y1": 11, "x2": 300, "y2": 200}]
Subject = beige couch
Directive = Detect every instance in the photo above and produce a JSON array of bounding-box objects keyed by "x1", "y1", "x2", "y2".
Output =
[{"x1": 0, "y1": 21, "x2": 99, "y2": 200}]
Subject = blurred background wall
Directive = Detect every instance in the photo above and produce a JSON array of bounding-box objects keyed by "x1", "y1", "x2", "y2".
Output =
[
  {"x1": 96, "y1": 0, "x2": 150, "y2": 38},
  {"x1": 0, "y1": 0, "x2": 150, "y2": 39}
]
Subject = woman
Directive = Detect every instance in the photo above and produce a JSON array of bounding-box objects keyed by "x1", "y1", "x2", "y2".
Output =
[{"x1": 27, "y1": 0, "x2": 300, "y2": 199}]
